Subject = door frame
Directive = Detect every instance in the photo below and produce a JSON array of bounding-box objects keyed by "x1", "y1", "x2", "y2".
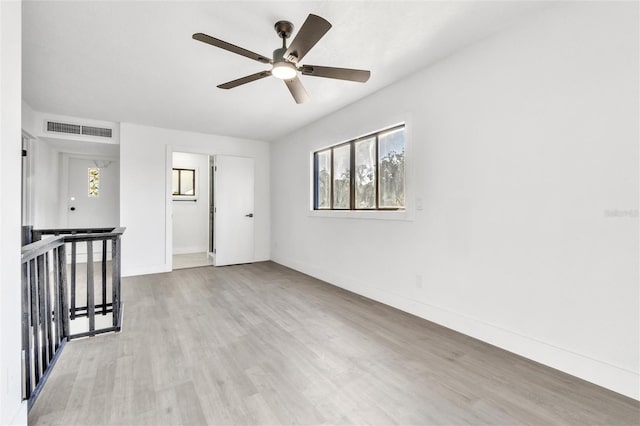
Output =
[
  {"x1": 165, "y1": 146, "x2": 215, "y2": 271},
  {"x1": 21, "y1": 132, "x2": 34, "y2": 227}
]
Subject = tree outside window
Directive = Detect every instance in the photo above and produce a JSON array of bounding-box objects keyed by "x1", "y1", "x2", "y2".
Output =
[{"x1": 313, "y1": 124, "x2": 405, "y2": 211}]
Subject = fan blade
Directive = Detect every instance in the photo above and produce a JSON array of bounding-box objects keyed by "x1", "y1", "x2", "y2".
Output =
[
  {"x1": 284, "y1": 77, "x2": 310, "y2": 104},
  {"x1": 283, "y1": 14, "x2": 331, "y2": 63},
  {"x1": 300, "y1": 65, "x2": 370, "y2": 82},
  {"x1": 193, "y1": 33, "x2": 270, "y2": 64},
  {"x1": 217, "y1": 71, "x2": 272, "y2": 89}
]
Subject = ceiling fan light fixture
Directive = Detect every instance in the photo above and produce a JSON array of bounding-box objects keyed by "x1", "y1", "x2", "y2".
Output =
[
  {"x1": 193, "y1": 14, "x2": 370, "y2": 103},
  {"x1": 271, "y1": 62, "x2": 297, "y2": 80}
]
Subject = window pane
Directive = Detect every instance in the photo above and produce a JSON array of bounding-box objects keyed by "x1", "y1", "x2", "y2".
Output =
[
  {"x1": 378, "y1": 128, "x2": 405, "y2": 208},
  {"x1": 172, "y1": 170, "x2": 179, "y2": 195},
  {"x1": 355, "y1": 138, "x2": 376, "y2": 209},
  {"x1": 315, "y1": 151, "x2": 331, "y2": 209},
  {"x1": 179, "y1": 169, "x2": 194, "y2": 195},
  {"x1": 332, "y1": 145, "x2": 350, "y2": 209},
  {"x1": 88, "y1": 168, "x2": 100, "y2": 197}
]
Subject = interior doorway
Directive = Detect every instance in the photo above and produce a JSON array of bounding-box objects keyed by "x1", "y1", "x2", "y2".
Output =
[
  {"x1": 66, "y1": 157, "x2": 119, "y2": 228},
  {"x1": 21, "y1": 134, "x2": 32, "y2": 230},
  {"x1": 171, "y1": 152, "x2": 213, "y2": 270}
]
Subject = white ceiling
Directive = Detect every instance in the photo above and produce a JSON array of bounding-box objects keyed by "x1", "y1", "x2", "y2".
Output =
[{"x1": 23, "y1": 1, "x2": 550, "y2": 142}]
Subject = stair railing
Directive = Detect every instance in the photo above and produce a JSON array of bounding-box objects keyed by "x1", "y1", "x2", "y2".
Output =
[{"x1": 21, "y1": 226, "x2": 125, "y2": 407}]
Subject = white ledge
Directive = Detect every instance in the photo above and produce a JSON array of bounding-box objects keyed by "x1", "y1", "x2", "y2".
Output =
[{"x1": 308, "y1": 209, "x2": 414, "y2": 221}]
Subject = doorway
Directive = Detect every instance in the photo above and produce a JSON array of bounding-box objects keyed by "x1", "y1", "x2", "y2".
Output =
[
  {"x1": 169, "y1": 152, "x2": 256, "y2": 269},
  {"x1": 171, "y1": 152, "x2": 212, "y2": 269},
  {"x1": 66, "y1": 157, "x2": 119, "y2": 228},
  {"x1": 62, "y1": 155, "x2": 119, "y2": 264}
]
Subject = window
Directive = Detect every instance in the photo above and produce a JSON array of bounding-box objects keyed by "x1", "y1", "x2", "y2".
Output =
[
  {"x1": 88, "y1": 168, "x2": 100, "y2": 197},
  {"x1": 172, "y1": 168, "x2": 195, "y2": 196},
  {"x1": 313, "y1": 124, "x2": 405, "y2": 210},
  {"x1": 332, "y1": 144, "x2": 350, "y2": 209}
]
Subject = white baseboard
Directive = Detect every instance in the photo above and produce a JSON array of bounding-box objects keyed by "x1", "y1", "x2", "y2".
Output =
[
  {"x1": 122, "y1": 263, "x2": 170, "y2": 277},
  {"x1": 273, "y1": 255, "x2": 640, "y2": 401}
]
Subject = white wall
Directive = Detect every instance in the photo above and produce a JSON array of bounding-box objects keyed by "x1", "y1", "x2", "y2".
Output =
[
  {"x1": 172, "y1": 152, "x2": 209, "y2": 254},
  {"x1": 31, "y1": 139, "x2": 60, "y2": 228},
  {"x1": 20, "y1": 104, "x2": 120, "y2": 146},
  {"x1": 22, "y1": 102, "x2": 121, "y2": 229},
  {"x1": 0, "y1": 0, "x2": 28, "y2": 423},
  {"x1": 62, "y1": 156, "x2": 120, "y2": 228},
  {"x1": 120, "y1": 123, "x2": 270, "y2": 276},
  {"x1": 271, "y1": 2, "x2": 639, "y2": 399}
]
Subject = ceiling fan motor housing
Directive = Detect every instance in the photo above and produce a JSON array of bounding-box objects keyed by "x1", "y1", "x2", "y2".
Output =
[
  {"x1": 273, "y1": 47, "x2": 287, "y2": 63},
  {"x1": 272, "y1": 47, "x2": 297, "y2": 79}
]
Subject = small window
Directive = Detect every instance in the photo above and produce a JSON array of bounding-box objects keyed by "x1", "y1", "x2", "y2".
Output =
[
  {"x1": 354, "y1": 137, "x2": 376, "y2": 209},
  {"x1": 88, "y1": 168, "x2": 100, "y2": 197},
  {"x1": 172, "y1": 168, "x2": 195, "y2": 196},
  {"x1": 314, "y1": 150, "x2": 331, "y2": 209},
  {"x1": 332, "y1": 144, "x2": 351, "y2": 209},
  {"x1": 313, "y1": 124, "x2": 405, "y2": 210},
  {"x1": 378, "y1": 127, "x2": 405, "y2": 208}
]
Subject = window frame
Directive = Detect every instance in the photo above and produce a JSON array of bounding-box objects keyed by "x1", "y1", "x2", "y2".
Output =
[
  {"x1": 312, "y1": 124, "x2": 406, "y2": 212},
  {"x1": 172, "y1": 168, "x2": 196, "y2": 197},
  {"x1": 313, "y1": 148, "x2": 332, "y2": 210}
]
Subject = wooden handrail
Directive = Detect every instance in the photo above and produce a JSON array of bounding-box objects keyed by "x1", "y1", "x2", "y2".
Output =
[
  {"x1": 21, "y1": 237, "x2": 65, "y2": 263},
  {"x1": 22, "y1": 228, "x2": 126, "y2": 261}
]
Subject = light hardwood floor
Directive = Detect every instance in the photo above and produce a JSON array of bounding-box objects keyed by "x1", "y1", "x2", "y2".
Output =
[
  {"x1": 172, "y1": 252, "x2": 213, "y2": 270},
  {"x1": 29, "y1": 261, "x2": 639, "y2": 425}
]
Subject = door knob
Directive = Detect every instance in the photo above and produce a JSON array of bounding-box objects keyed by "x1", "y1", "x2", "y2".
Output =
[{"x1": 245, "y1": 213, "x2": 253, "y2": 217}]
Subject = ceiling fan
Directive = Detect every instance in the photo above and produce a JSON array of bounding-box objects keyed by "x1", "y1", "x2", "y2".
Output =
[{"x1": 192, "y1": 14, "x2": 371, "y2": 104}]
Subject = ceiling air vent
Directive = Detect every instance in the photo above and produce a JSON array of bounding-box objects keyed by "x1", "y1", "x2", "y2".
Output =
[
  {"x1": 81, "y1": 125, "x2": 112, "y2": 138},
  {"x1": 46, "y1": 121, "x2": 113, "y2": 138},
  {"x1": 47, "y1": 121, "x2": 81, "y2": 135}
]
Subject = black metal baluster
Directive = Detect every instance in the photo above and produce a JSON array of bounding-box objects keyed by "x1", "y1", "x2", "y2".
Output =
[
  {"x1": 102, "y1": 239, "x2": 107, "y2": 315},
  {"x1": 36, "y1": 255, "x2": 46, "y2": 380},
  {"x1": 29, "y1": 258, "x2": 40, "y2": 387},
  {"x1": 112, "y1": 237, "x2": 121, "y2": 328},
  {"x1": 70, "y1": 241, "x2": 77, "y2": 320},
  {"x1": 52, "y1": 248, "x2": 61, "y2": 350},
  {"x1": 21, "y1": 260, "x2": 31, "y2": 400},
  {"x1": 58, "y1": 243, "x2": 70, "y2": 340},
  {"x1": 87, "y1": 241, "x2": 95, "y2": 333},
  {"x1": 43, "y1": 253, "x2": 54, "y2": 363}
]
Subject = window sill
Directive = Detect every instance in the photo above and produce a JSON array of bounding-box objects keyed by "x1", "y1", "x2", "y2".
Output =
[{"x1": 308, "y1": 209, "x2": 413, "y2": 221}]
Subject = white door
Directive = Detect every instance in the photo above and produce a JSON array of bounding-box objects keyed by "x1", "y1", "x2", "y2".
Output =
[
  {"x1": 213, "y1": 156, "x2": 254, "y2": 266},
  {"x1": 67, "y1": 157, "x2": 119, "y2": 228}
]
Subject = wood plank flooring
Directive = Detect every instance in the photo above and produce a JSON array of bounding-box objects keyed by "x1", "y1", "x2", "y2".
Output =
[
  {"x1": 172, "y1": 252, "x2": 213, "y2": 270},
  {"x1": 29, "y1": 261, "x2": 639, "y2": 425}
]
